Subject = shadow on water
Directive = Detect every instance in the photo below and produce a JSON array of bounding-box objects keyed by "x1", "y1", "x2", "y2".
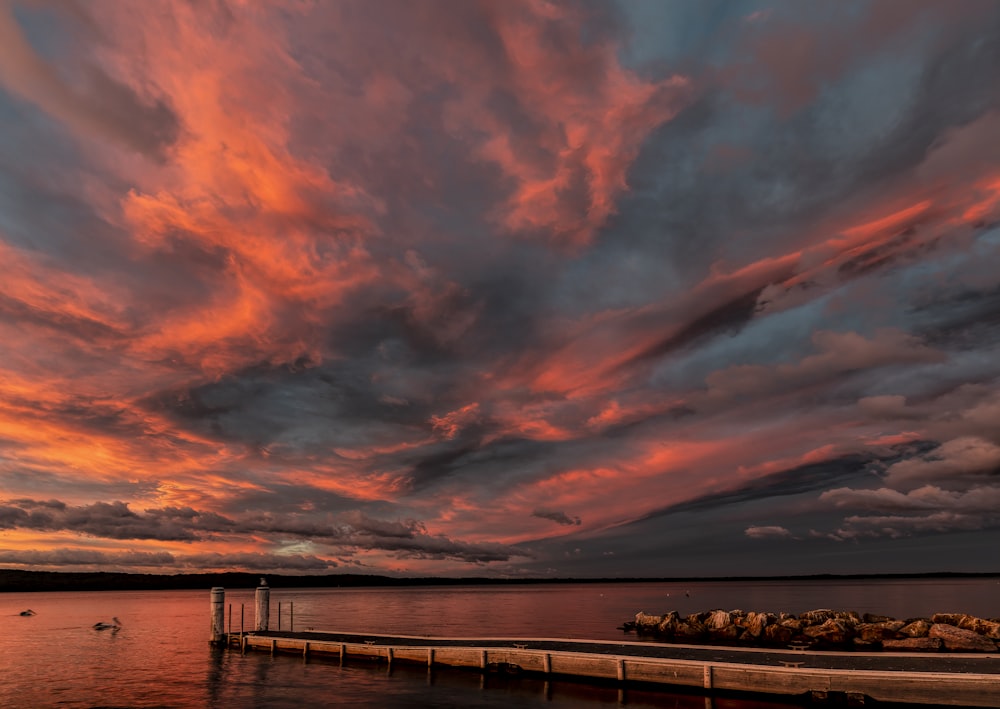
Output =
[{"x1": 214, "y1": 647, "x2": 802, "y2": 709}]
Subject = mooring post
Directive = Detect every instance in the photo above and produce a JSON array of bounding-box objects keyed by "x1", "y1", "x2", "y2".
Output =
[
  {"x1": 278, "y1": 602, "x2": 282, "y2": 631},
  {"x1": 210, "y1": 587, "x2": 225, "y2": 645},
  {"x1": 255, "y1": 578, "x2": 270, "y2": 631},
  {"x1": 290, "y1": 602, "x2": 294, "y2": 632}
]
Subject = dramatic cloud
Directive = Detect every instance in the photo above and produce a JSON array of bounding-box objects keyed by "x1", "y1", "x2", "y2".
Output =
[
  {"x1": 533, "y1": 509, "x2": 582, "y2": 527},
  {"x1": 1, "y1": 0, "x2": 999, "y2": 576},
  {"x1": 744, "y1": 526, "x2": 792, "y2": 539}
]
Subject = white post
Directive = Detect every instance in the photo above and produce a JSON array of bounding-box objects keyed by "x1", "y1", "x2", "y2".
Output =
[
  {"x1": 255, "y1": 578, "x2": 270, "y2": 632},
  {"x1": 210, "y1": 587, "x2": 225, "y2": 644}
]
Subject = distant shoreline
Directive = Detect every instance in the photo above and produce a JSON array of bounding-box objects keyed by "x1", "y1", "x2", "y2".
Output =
[{"x1": 2, "y1": 568, "x2": 998, "y2": 593}]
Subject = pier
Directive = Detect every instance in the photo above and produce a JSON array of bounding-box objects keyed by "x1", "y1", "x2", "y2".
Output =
[{"x1": 211, "y1": 589, "x2": 1000, "y2": 706}]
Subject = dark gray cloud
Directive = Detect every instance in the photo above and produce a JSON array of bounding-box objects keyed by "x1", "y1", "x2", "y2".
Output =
[{"x1": 533, "y1": 509, "x2": 582, "y2": 526}]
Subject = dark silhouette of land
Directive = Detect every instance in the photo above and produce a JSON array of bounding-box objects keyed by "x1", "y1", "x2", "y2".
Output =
[{"x1": 1, "y1": 568, "x2": 997, "y2": 593}]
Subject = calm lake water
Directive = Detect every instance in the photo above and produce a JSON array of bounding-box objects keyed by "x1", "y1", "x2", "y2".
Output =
[{"x1": 1, "y1": 578, "x2": 996, "y2": 708}]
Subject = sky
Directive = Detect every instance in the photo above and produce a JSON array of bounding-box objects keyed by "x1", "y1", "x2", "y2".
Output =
[{"x1": 1, "y1": 0, "x2": 999, "y2": 579}]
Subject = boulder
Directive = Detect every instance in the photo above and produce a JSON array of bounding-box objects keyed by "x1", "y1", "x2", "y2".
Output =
[
  {"x1": 635, "y1": 612, "x2": 663, "y2": 630},
  {"x1": 673, "y1": 621, "x2": 706, "y2": 641},
  {"x1": 863, "y1": 613, "x2": 895, "y2": 623},
  {"x1": 804, "y1": 619, "x2": 851, "y2": 645},
  {"x1": 929, "y1": 623, "x2": 998, "y2": 652},
  {"x1": 800, "y1": 609, "x2": 835, "y2": 624},
  {"x1": 931, "y1": 613, "x2": 965, "y2": 626},
  {"x1": 763, "y1": 623, "x2": 794, "y2": 645},
  {"x1": 857, "y1": 622, "x2": 902, "y2": 643},
  {"x1": 882, "y1": 637, "x2": 943, "y2": 652},
  {"x1": 705, "y1": 609, "x2": 732, "y2": 630},
  {"x1": 899, "y1": 619, "x2": 932, "y2": 638},
  {"x1": 956, "y1": 615, "x2": 1000, "y2": 640},
  {"x1": 741, "y1": 611, "x2": 773, "y2": 638},
  {"x1": 833, "y1": 610, "x2": 862, "y2": 627},
  {"x1": 779, "y1": 618, "x2": 804, "y2": 632},
  {"x1": 657, "y1": 611, "x2": 680, "y2": 635},
  {"x1": 708, "y1": 624, "x2": 744, "y2": 641}
]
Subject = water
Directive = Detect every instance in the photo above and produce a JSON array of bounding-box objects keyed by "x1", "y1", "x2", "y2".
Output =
[{"x1": 0, "y1": 578, "x2": 996, "y2": 707}]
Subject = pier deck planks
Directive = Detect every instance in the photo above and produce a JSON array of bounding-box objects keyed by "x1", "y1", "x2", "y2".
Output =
[{"x1": 230, "y1": 630, "x2": 1000, "y2": 707}]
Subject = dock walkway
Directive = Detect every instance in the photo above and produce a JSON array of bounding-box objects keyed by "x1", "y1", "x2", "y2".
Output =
[{"x1": 233, "y1": 629, "x2": 1000, "y2": 707}]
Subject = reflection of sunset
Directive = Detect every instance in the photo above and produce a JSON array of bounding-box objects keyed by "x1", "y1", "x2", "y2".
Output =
[{"x1": 2, "y1": 1, "x2": 1000, "y2": 577}]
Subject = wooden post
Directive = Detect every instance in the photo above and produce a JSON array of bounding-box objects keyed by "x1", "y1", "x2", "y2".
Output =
[
  {"x1": 703, "y1": 664, "x2": 713, "y2": 689},
  {"x1": 427, "y1": 648, "x2": 434, "y2": 667},
  {"x1": 617, "y1": 658, "x2": 625, "y2": 682},
  {"x1": 240, "y1": 604, "x2": 244, "y2": 635},
  {"x1": 290, "y1": 602, "x2": 294, "y2": 632},
  {"x1": 255, "y1": 578, "x2": 270, "y2": 631},
  {"x1": 278, "y1": 602, "x2": 282, "y2": 631},
  {"x1": 210, "y1": 587, "x2": 225, "y2": 645},
  {"x1": 228, "y1": 603, "x2": 232, "y2": 636}
]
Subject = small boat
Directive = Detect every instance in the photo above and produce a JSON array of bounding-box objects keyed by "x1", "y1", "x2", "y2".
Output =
[{"x1": 19, "y1": 609, "x2": 36, "y2": 616}]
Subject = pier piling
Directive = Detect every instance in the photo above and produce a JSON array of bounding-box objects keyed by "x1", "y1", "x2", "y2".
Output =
[
  {"x1": 209, "y1": 587, "x2": 225, "y2": 645},
  {"x1": 255, "y1": 578, "x2": 270, "y2": 632}
]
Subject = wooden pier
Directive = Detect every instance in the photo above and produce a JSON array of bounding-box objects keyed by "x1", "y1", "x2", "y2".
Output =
[
  {"x1": 210, "y1": 587, "x2": 1000, "y2": 706},
  {"x1": 225, "y1": 629, "x2": 1000, "y2": 707}
]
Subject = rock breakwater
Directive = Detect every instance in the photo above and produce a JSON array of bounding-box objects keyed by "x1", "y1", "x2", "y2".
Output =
[{"x1": 621, "y1": 609, "x2": 1000, "y2": 652}]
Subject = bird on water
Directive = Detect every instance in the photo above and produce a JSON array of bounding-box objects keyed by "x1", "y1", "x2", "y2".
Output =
[{"x1": 93, "y1": 617, "x2": 121, "y2": 631}]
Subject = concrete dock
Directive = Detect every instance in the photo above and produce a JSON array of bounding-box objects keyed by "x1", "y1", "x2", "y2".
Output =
[{"x1": 228, "y1": 629, "x2": 1000, "y2": 706}]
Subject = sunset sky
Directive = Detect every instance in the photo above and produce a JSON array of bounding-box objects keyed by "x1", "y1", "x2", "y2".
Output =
[{"x1": 1, "y1": 0, "x2": 999, "y2": 578}]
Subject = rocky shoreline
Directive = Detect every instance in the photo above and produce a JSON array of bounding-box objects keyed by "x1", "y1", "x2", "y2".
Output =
[{"x1": 622, "y1": 609, "x2": 1000, "y2": 652}]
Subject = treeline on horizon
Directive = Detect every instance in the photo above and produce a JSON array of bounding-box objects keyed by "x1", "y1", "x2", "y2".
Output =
[{"x1": 1, "y1": 568, "x2": 997, "y2": 593}]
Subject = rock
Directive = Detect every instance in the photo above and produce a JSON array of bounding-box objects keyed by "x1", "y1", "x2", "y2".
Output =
[
  {"x1": 635, "y1": 612, "x2": 663, "y2": 630},
  {"x1": 741, "y1": 611, "x2": 773, "y2": 638},
  {"x1": 779, "y1": 618, "x2": 804, "y2": 632},
  {"x1": 800, "y1": 609, "x2": 835, "y2": 624},
  {"x1": 863, "y1": 613, "x2": 895, "y2": 623},
  {"x1": 708, "y1": 624, "x2": 744, "y2": 641},
  {"x1": 882, "y1": 637, "x2": 943, "y2": 652},
  {"x1": 929, "y1": 623, "x2": 998, "y2": 652},
  {"x1": 833, "y1": 610, "x2": 862, "y2": 627},
  {"x1": 857, "y1": 622, "x2": 902, "y2": 643},
  {"x1": 705, "y1": 609, "x2": 732, "y2": 630},
  {"x1": 657, "y1": 612, "x2": 680, "y2": 635},
  {"x1": 956, "y1": 615, "x2": 1000, "y2": 640},
  {"x1": 852, "y1": 638, "x2": 880, "y2": 650},
  {"x1": 931, "y1": 613, "x2": 965, "y2": 626},
  {"x1": 804, "y1": 619, "x2": 851, "y2": 645},
  {"x1": 764, "y1": 623, "x2": 794, "y2": 645},
  {"x1": 673, "y1": 621, "x2": 705, "y2": 641},
  {"x1": 899, "y1": 619, "x2": 932, "y2": 638}
]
